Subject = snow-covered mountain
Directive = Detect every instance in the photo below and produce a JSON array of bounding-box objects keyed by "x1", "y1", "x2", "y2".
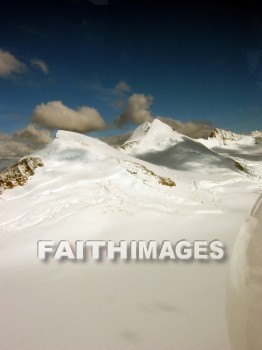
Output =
[
  {"x1": 209, "y1": 128, "x2": 254, "y2": 146},
  {"x1": 199, "y1": 127, "x2": 261, "y2": 148},
  {"x1": 0, "y1": 120, "x2": 261, "y2": 350},
  {"x1": 120, "y1": 120, "x2": 246, "y2": 176},
  {"x1": 197, "y1": 126, "x2": 262, "y2": 185}
]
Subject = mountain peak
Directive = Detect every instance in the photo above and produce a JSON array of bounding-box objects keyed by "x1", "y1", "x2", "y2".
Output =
[
  {"x1": 121, "y1": 119, "x2": 176, "y2": 151},
  {"x1": 149, "y1": 118, "x2": 175, "y2": 133},
  {"x1": 209, "y1": 128, "x2": 255, "y2": 146}
]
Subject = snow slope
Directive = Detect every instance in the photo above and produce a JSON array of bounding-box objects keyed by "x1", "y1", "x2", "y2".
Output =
[
  {"x1": 228, "y1": 194, "x2": 262, "y2": 350},
  {"x1": 197, "y1": 126, "x2": 262, "y2": 188},
  {"x1": 0, "y1": 120, "x2": 261, "y2": 350},
  {"x1": 120, "y1": 120, "x2": 247, "y2": 180}
]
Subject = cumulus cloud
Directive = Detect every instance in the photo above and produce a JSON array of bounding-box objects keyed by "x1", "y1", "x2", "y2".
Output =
[
  {"x1": 118, "y1": 93, "x2": 153, "y2": 125},
  {"x1": 13, "y1": 124, "x2": 52, "y2": 144},
  {"x1": 0, "y1": 49, "x2": 27, "y2": 78},
  {"x1": 0, "y1": 124, "x2": 52, "y2": 170},
  {"x1": 156, "y1": 117, "x2": 213, "y2": 139},
  {"x1": 31, "y1": 59, "x2": 49, "y2": 74},
  {"x1": 32, "y1": 101, "x2": 105, "y2": 132}
]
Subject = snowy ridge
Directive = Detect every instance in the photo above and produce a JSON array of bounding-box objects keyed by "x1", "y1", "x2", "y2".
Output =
[
  {"x1": 120, "y1": 120, "x2": 246, "y2": 176},
  {"x1": 199, "y1": 128, "x2": 256, "y2": 148},
  {"x1": 210, "y1": 128, "x2": 255, "y2": 146},
  {"x1": 121, "y1": 119, "x2": 178, "y2": 151},
  {"x1": 123, "y1": 120, "x2": 152, "y2": 143},
  {"x1": 197, "y1": 127, "x2": 262, "y2": 182},
  {"x1": 36, "y1": 129, "x2": 121, "y2": 164},
  {"x1": 0, "y1": 120, "x2": 261, "y2": 350},
  {"x1": 121, "y1": 119, "x2": 201, "y2": 153},
  {"x1": 0, "y1": 121, "x2": 256, "y2": 203}
]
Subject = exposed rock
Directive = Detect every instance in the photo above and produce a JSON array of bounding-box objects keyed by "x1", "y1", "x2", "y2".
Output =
[
  {"x1": 255, "y1": 137, "x2": 262, "y2": 144},
  {"x1": 120, "y1": 140, "x2": 140, "y2": 150},
  {"x1": 251, "y1": 131, "x2": 262, "y2": 144},
  {"x1": 124, "y1": 160, "x2": 176, "y2": 187},
  {"x1": 234, "y1": 161, "x2": 244, "y2": 172},
  {"x1": 210, "y1": 128, "x2": 247, "y2": 145},
  {"x1": 210, "y1": 128, "x2": 262, "y2": 146},
  {"x1": 0, "y1": 156, "x2": 44, "y2": 194}
]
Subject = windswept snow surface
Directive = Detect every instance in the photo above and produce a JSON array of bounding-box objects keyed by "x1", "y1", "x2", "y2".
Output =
[
  {"x1": 0, "y1": 120, "x2": 261, "y2": 350},
  {"x1": 227, "y1": 194, "x2": 262, "y2": 350}
]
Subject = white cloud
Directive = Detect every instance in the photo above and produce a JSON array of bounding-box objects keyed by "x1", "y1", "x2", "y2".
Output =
[
  {"x1": 31, "y1": 59, "x2": 49, "y2": 74},
  {"x1": 0, "y1": 124, "x2": 52, "y2": 170},
  {"x1": 0, "y1": 140, "x2": 32, "y2": 158},
  {"x1": 32, "y1": 101, "x2": 105, "y2": 132},
  {"x1": 0, "y1": 49, "x2": 27, "y2": 78},
  {"x1": 13, "y1": 124, "x2": 52, "y2": 144},
  {"x1": 118, "y1": 93, "x2": 154, "y2": 125},
  {"x1": 114, "y1": 81, "x2": 131, "y2": 93}
]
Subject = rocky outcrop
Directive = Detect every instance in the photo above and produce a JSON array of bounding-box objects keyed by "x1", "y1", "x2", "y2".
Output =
[
  {"x1": 210, "y1": 128, "x2": 262, "y2": 146},
  {"x1": 251, "y1": 131, "x2": 262, "y2": 144},
  {"x1": 210, "y1": 128, "x2": 247, "y2": 145},
  {"x1": 0, "y1": 157, "x2": 44, "y2": 194},
  {"x1": 122, "y1": 160, "x2": 176, "y2": 187}
]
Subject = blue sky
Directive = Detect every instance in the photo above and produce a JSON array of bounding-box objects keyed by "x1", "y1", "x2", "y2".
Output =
[{"x1": 0, "y1": 0, "x2": 261, "y2": 136}]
